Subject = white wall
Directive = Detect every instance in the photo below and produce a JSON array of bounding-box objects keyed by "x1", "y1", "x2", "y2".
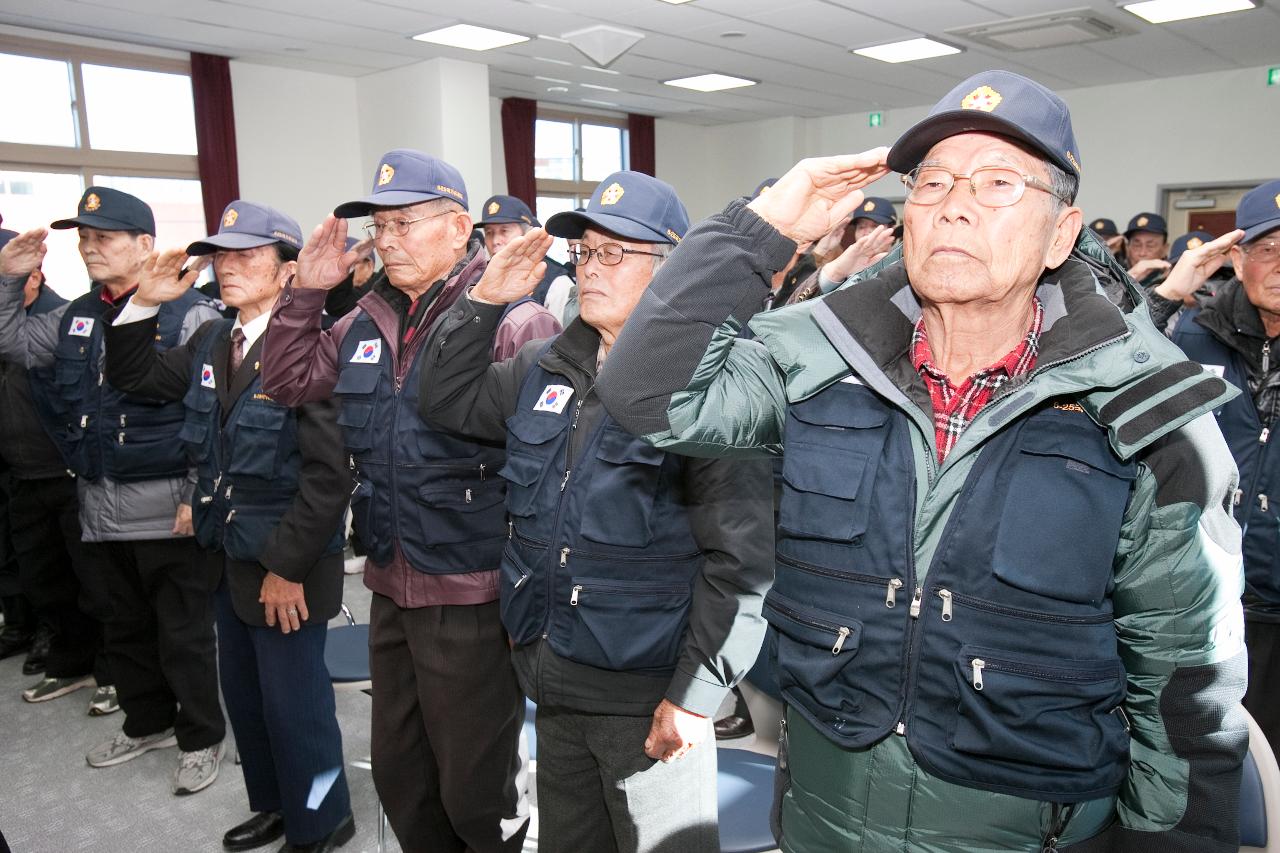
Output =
[
  {"x1": 490, "y1": 97, "x2": 507, "y2": 198},
  {"x1": 229, "y1": 62, "x2": 364, "y2": 235},
  {"x1": 656, "y1": 65, "x2": 1280, "y2": 228}
]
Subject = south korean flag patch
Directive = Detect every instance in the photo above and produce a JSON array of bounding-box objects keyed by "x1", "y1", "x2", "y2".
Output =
[
  {"x1": 349, "y1": 339, "x2": 381, "y2": 364},
  {"x1": 68, "y1": 316, "x2": 95, "y2": 337},
  {"x1": 200, "y1": 363, "x2": 216, "y2": 389},
  {"x1": 533, "y1": 384, "x2": 574, "y2": 414}
]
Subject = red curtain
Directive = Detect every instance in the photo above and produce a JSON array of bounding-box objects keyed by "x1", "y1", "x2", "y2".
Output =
[
  {"x1": 190, "y1": 53, "x2": 240, "y2": 236},
  {"x1": 501, "y1": 97, "x2": 538, "y2": 208},
  {"x1": 628, "y1": 113, "x2": 655, "y2": 177}
]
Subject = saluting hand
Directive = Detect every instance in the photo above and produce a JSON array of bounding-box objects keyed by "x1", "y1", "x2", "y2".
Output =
[
  {"x1": 1127, "y1": 258, "x2": 1171, "y2": 282},
  {"x1": 0, "y1": 229, "x2": 48, "y2": 278},
  {"x1": 824, "y1": 224, "x2": 895, "y2": 283},
  {"x1": 470, "y1": 227, "x2": 554, "y2": 305},
  {"x1": 134, "y1": 249, "x2": 206, "y2": 307},
  {"x1": 748, "y1": 148, "x2": 891, "y2": 246},
  {"x1": 296, "y1": 215, "x2": 363, "y2": 291},
  {"x1": 1154, "y1": 229, "x2": 1244, "y2": 304}
]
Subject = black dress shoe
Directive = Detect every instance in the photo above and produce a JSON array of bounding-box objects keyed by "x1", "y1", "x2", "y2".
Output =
[
  {"x1": 21, "y1": 624, "x2": 52, "y2": 675},
  {"x1": 223, "y1": 812, "x2": 284, "y2": 851},
  {"x1": 0, "y1": 627, "x2": 33, "y2": 661},
  {"x1": 714, "y1": 714, "x2": 755, "y2": 740},
  {"x1": 278, "y1": 814, "x2": 355, "y2": 853}
]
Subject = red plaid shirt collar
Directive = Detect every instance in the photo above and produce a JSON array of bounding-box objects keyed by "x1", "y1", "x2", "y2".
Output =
[{"x1": 911, "y1": 297, "x2": 1043, "y2": 464}]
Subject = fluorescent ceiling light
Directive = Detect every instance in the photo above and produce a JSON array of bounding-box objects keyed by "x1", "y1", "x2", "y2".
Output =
[
  {"x1": 1120, "y1": 0, "x2": 1256, "y2": 23},
  {"x1": 664, "y1": 73, "x2": 757, "y2": 92},
  {"x1": 657, "y1": 0, "x2": 697, "y2": 4},
  {"x1": 582, "y1": 98, "x2": 620, "y2": 107},
  {"x1": 412, "y1": 24, "x2": 529, "y2": 51},
  {"x1": 534, "y1": 56, "x2": 574, "y2": 65},
  {"x1": 852, "y1": 37, "x2": 962, "y2": 63},
  {"x1": 582, "y1": 65, "x2": 622, "y2": 75},
  {"x1": 581, "y1": 82, "x2": 619, "y2": 92}
]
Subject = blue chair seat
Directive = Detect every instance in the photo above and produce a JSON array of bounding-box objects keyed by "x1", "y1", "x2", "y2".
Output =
[
  {"x1": 717, "y1": 748, "x2": 777, "y2": 853},
  {"x1": 1241, "y1": 748, "x2": 1267, "y2": 848},
  {"x1": 324, "y1": 623, "x2": 370, "y2": 684}
]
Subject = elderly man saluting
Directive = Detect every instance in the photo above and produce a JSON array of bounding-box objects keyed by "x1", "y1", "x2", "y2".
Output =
[{"x1": 597, "y1": 71, "x2": 1247, "y2": 852}]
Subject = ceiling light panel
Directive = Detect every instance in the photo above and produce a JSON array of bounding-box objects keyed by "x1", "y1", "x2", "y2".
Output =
[
  {"x1": 1120, "y1": 0, "x2": 1257, "y2": 23},
  {"x1": 852, "y1": 37, "x2": 963, "y2": 63},
  {"x1": 412, "y1": 24, "x2": 529, "y2": 51},
  {"x1": 663, "y1": 73, "x2": 757, "y2": 91}
]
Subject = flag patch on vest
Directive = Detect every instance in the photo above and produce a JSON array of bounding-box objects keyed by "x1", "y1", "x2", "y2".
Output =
[
  {"x1": 68, "y1": 317, "x2": 95, "y2": 337},
  {"x1": 534, "y1": 384, "x2": 574, "y2": 413},
  {"x1": 350, "y1": 339, "x2": 381, "y2": 364},
  {"x1": 1199, "y1": 363, "x2": 1226, "y2": 378},
  {"x1": 201, "y1": 364, "x2": 216, "y2": 388}
]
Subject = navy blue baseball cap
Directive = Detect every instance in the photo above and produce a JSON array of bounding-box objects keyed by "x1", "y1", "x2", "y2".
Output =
[
  {"x1": 50, "y1": 187, "x2": 155, "y2": 236},
  {"x1": 751, "y1": 178, "x2": 777, "y2": 199},
  {"x1": 888, "y1": 70, "x2": 1081, "y2": 180},
  {"x1": 1237, "y1": 180, "x2": 1280, "y2": 244},
  {"x1": 478, "y1": 195, "x2": 538, "y2": 227},
  {"x1": 1089, "y1": 217, "x2": 1119, "y2": 238},
  {"x1": 334, "y1": 149, "x2": 468, "y2": 219},
  {"x1": 1125, "y1": 213, "x2": 1167, "y2": 238},
  {"x1": 545, "y1": 171, "x2": 689, "y2": 245},
  {"x1": 852, "y1": 197, "x2": 897, "y2": 226},
  {"x1": 1168, "y1": 231, "x2": 1213, "y2": 265},
  {"x1": 186, "y1": 201, "x2": 302, "y2": 256}
]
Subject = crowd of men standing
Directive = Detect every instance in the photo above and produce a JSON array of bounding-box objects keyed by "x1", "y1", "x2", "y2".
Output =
[{"x1": 0, "y1": 64, "x2": 1276, "y2": 853}]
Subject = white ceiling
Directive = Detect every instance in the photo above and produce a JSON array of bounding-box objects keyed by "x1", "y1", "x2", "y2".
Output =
[{"x1": 3, "y1": 0, "x2": 1279, "y2": 125}]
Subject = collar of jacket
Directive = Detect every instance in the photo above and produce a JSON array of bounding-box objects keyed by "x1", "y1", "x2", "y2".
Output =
[
  {"x1": 1195, "y1": 278, "x2": 1272, "y2": 369},
  {"x1": 752, "y1": 229, "x2": 1236, "y2": 460},
  {"x1": 541, "y1": 316, "x2": 602, "y2": 387}
]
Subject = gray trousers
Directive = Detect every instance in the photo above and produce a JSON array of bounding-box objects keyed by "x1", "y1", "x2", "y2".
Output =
[{"x1": 535, "y1": 705, "x2": 718, "y2": 853}]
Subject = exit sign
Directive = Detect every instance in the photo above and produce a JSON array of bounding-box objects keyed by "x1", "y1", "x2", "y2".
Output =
[
  {"x1": 869, "y1": 111, "x2": 884, "y2": 128},
  {"x1": 1269, "y1": 67, "x2": 1280, "y2": 86}
]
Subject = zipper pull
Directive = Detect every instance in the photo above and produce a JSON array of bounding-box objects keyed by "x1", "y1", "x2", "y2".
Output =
[
  {"x1": 1262, "y1": 427, "x2": 1271, "y2": 444},
  {"x1": 909, "y1": 587, "x2": 923, "y2": 618},
  {"x1": 119, "y1": 414, "x2": 126, "y2": 427},
  {"x1": 117, "y1": 431, "x2": 125, "y2": 445},
  {"x1": 98, "y1": 371, "x2": 104, "y2": 386},
  {"x1": 479, "y1": 463, "x2": 486, "y2": 481},
  {"x1": 971, "y1": 658, "x2": 985, "y2": 691},
  {"x1": 1235, "y1": 488, "x2": 1245, "y2": 506},
  {"x1": 464, "y1": 488, "x2": 473, "y2": 504},
  {"x1": 198, "y1": 495, "x2": 212, "y2": 505},
  {"x1": 831, "y1": 626, "x2": 851, "y2": 654},
  {"x1": 1263, "y1": 341, "x2": 1271, "y2": 374},
  {"x1": 560, "y1": 469, "x2": 571, "y2": 491},
  {"x1": 508, "y1": 520, "x2": 514, "y2": 539},
  {"x1": 570, "y1": 584, "x2": 582, "y2": 605},
  {"x1": 513, "y1": 573, "x2": 529, "y2": 590},
  {"x1": 225, "y1": 508, "x2": 237, "y2": 523},
  {"x1": 559, "y1": 546, "x2": 570, "y2": 567},
  {"x1": 886, "y1": 578, "x2": 903, "y2": 608},
  {"x1": 225, "y1": 484, "x2": 233, "y2": 500},
  {"x1": 938, "y1": 589, "x2": 953, "y2": 622},
  {"x1": 1260, "y1": 494, "x2": 1270, "y2": 513},
  {"x1": 894, "y1": 721, "x2": 906, "y2": 736},
  {"x1": 80, "y1": 415, "x2": 88, "y2": 428}
]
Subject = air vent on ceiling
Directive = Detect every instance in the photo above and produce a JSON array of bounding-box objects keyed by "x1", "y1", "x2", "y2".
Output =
[{"x1": 949, "y1": 8, "x2": 1134, "y2": 51}]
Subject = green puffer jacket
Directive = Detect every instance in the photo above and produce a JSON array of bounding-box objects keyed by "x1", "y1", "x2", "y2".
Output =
[{"x1": 597, "y1": 199, "x2": 1248, "y2": 853}]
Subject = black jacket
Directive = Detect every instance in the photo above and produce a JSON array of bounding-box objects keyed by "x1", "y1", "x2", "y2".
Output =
[
  {"x1": 103, "y1": 312, "x2": 350, "y2": 626},
  {"x1": 0, "y1": 285, "x2": 69, "y2": 480}
]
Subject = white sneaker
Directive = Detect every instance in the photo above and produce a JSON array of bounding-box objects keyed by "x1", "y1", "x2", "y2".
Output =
[
  {"x1": 87, "y1": 684, "x2": 119, "y2": 716},
  {"x1": 22, "y1": 674, "x2": 94, "y2": 702},
  {"x1": 86, "y1": 728, "x2": 177, "y2": 767},
  {"x1": 343, "y1": 556, "x2": 365, "y2": 575},
  {"x1": 172, "y1": 740, "x2": 226, "y2": 795}
]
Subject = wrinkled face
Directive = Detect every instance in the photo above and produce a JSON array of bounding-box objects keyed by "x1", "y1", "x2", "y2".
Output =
[
  {"x1": 371, "y1": 199, "x2": 471, "y2": 292},
  {"x1": 352, "y1": 257, "x2": 374, "y2": 288},
  {"x1": 1233, "y1": 232, "x2": 1280, "y2": 319},
  {"x1": 1126, "y1": 231, "x2": 1167, "y2": 264},
  {"x1": 852, "y1": 218, "x2": 881, "y2": 241},
  {"x1": 576, "y1": 227, "x2": 660, "y2": 337},
  {"x1": 212, "y1": 245, "x2": 293, "y2": 310},
  {"x1": 903, "y1": 132, "x2": 1079, "y2": 309},
  {"x1": 78, "y1": 227, "x2": 151, "y2": 286},
  {"x1": 483, "y1": 222, "x2": 526, "y2": 257}
]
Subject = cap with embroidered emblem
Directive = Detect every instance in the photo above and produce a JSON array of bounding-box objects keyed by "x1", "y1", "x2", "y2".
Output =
[
  {"x1": 750, "y1": 178, "x2": 777, "y2": 200},
  {"x1": 477, "y1": 195, "x2": 538, "y2": 227},
  {"x1": 887, "y1": 69, "x2": 1081, "y2": 180},
  {"x1": 1169, "y1": 231, "x2": 1213, "y2": 265},
  {"x1": 1089, "y1": 218, "x2": 1119, "y2": 239},
  {"x1": 334, "y1": 149, "x2": 469, "y2": 218},
  {"x1": 1236, "y1": 179, "x2": 1280, "y2": 244},
  {"x1": 852, "y1": 197, "x2": 897, "y2": 226},
  {"x1": 185, "y1": 201, "x2": 302, "y2": 255},
  {"x1": 545, "y1": 171, "x2": 689, "y2": 245},
  {"x1": 1125, "y1": 212, "x2": 1167, "y2": 238},
  {"x1": 50, "y1": 186, "x2": 156, "y2": 236}
]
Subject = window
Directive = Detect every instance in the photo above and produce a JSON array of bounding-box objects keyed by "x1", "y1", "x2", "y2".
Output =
[
  {"x1": 534, "y1": 111, "x2": 629, "y2": 263},
  {"x1": 0, "y1": 36, "x2": 201, "y2": 298}
]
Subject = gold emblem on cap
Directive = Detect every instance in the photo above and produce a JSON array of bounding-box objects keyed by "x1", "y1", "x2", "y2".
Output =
[
  {"x1": 600, "y1": 182, "x2": 625, "y2": 206},
  {"x1": 223, "y1": 208, "x2": 239, "y2": 228},
  {"x1": 864, "y1": 201, "x2": 875, "y2": 212},
  {"x1": 960, "y1": 85, "x2": 1002, "y2": 112},
  {"x1": 84, "y1": 193, "x2": 101, "y2": 212},
  {"x1": 488, "y1": 201, "x2": 500, "y2": 215},
  {"x1": 666, "y1": 229, "x2": 681, "y2": 244},
  {"x1": 378, "y1": 164, "x2": 395, "y2": 187},
  {"x1": 1136, "y1": 216, "x2": 1149, "y2": 227},
  {"x1": 1187, "y1": 237, "x2": 1204, "y2": 250},
  {"x1": 1274, "y1": 192, "x2": 1280, "y2": 210}
]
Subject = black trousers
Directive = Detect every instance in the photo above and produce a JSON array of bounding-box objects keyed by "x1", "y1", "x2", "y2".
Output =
[
  {"x1": 89, "y1": 537, "x2": 225, "y2": 750},
  {"x1": 8, "y1": 475, "x2": 108, "y2": 681},
  {"x1": 369, "y1": 594, "x2": 527, "y2": 853},
  {"x1": 1245, "y1": 616, "x2": 1280, "y2": 755},
  {"x1": 0, "y1": 476, "x2": 34, "y2": 634}
]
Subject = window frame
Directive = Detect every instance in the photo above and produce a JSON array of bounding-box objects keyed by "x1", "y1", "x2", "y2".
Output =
[{"x1": 534, "y1": 109, "x2": 629, "y2": 200}]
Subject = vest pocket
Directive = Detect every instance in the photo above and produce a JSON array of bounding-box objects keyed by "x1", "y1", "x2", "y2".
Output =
[
  {"x1": 778, "y1": 441, "x2": 874, "y2": 541},
  {"x1": 228, "y1": 403, "x2": 289, "y2": 478},
  {"x1": 567, "y1": 576, "x2": 691, "y2": 671},
  {"x1": 500, "y1": 413, "x2": 569, "y2": 518},
  {"x1": 993, "y1": 431, "x2": 1135, "y2": 606},
  {"x1": 951, "y1": 645, "x2": 1128, "y2": 773},
  {"x1": 349, "y1": 478, "x2": 379, "y2": 559},
  {"x1": 764, "y1": 590, "x2": 863, "y2": 715},
  {"x1": 415, "y1": 482, "x2": 505, "y2": 545},
  {"x1": 579, "y1": 427, "x2": 664, "y2": 548},
  {"x1": 499, "y1": 543, "x2": 544, "y2": 646},
  {"x1": 336, "y1": 401, "x2": 375, "y2": 452}
]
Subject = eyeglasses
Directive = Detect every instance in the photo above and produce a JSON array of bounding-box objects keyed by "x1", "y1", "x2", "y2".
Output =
[
  {"x1": 363, "y1": 208, "x2": 452, "y2": 239},
  {"x1": 567, "y1": 242, "x2": 665, "y2": 267},
  {"x1": 1243, "y1": 241, "x2": 1280, "y2": 265},
  {"x1": 902, "y1": 165, "x2": 1068, "y2": 208}
]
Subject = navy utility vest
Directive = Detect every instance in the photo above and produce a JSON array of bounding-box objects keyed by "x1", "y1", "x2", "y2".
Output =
[
  {"x1": 768, "y1": 380, "x2": 1136, "y2": 803},
  {"x1": 43, "y1": 287, "x2": 204, "y2": 482},
  {"x1": 497, "y1": 357, "x2": 704, "y2": 673},
  {"x1": 178, "y1": 320, "x2": 343, "y2": 563},
  {"x1": 1173, "y1": 310, "x2": 1279, "y2": 602},
  {"x1": 333, "y1": 311, "x2": 507, "y2": 573}
]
